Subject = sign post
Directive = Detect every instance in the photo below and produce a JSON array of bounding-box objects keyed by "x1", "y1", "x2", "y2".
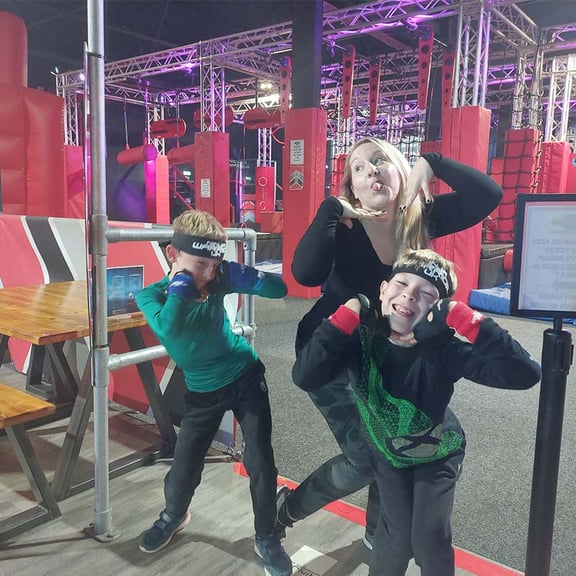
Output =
[{"x1": 510, "y1": 194, "x2": 575, "y2": 576}]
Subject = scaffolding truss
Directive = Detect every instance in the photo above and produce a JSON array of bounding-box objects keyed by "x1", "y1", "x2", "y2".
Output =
[{"x1": 56, "y1": 0, "x2": 576, "y2": 146}]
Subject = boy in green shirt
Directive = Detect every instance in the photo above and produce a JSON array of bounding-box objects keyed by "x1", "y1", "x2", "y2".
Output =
[{"x1": 136, "y1": 209, "x2": 291, "y2": 576}]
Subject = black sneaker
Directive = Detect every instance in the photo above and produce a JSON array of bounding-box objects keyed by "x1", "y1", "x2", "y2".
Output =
[
  {"x1": 254, "y1": 533, "x2": 292, "y2": 576},
  {"x1": 138, "y1": 510, "x2": 191, "y2": 553},
  {"x1": 362, "y1": 531, "x2": 374, "y2": 551},
  {"x1": 274, "y1": 485, "x2": 294, "y2": 537}
]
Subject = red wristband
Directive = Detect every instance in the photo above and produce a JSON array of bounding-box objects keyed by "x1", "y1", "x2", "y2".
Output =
[
  {"x1": 446, "y1": 302, "x2": 485, "y2": 343},
  {"x1": 329, "y1": 305, "x2": 360, "y2": 335}
]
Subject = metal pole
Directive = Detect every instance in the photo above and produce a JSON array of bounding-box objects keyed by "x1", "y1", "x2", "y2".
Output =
[
  {"x1": 525, "y1": 319, "x2": 573, "y2": 575},
  {"x1": 85, "y1": 0, "x2": 117, "y2": 541}
]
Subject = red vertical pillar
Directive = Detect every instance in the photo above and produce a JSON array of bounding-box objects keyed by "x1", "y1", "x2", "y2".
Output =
[
  {"x1": 194, "y1": 131, "x2": 231, "y2": 227},
  {"x1": 368, "y1": 61, "x2": 381, "y2": 125},
  {"x1": 417, "y1": 28, "x2": 434, "y2": 110},
  {"x1": 432, "y1": 106, "x2": 491, "y2": 302},
  {"x1": 145, "y1": 155, "x2": 170, "y2": 224},
  {"x1": 282, "y1": 108, "x2": 327, "y2": 297}
]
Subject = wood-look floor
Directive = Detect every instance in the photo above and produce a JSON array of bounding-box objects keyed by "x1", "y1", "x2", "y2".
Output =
[{"x1": 0, "y1": 364, "x2": 476, "y2": 575}]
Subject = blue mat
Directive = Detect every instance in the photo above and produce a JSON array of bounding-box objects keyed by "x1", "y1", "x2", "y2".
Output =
[{"x1": 469, "y1": 283, "x2": 576, "y2": 325}]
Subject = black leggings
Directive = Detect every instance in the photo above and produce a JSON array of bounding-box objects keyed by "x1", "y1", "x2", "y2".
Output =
[{"x1": 286, "y1": 369, "x2": 380, "y2": 535}]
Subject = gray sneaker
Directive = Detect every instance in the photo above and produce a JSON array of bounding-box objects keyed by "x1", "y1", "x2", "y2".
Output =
[
  {"x1": 254, "y1": 533, "x2": 292, "y2": 576},
  {"x1": 138, "y1": 510, "x2": 190, "y2": 553}
]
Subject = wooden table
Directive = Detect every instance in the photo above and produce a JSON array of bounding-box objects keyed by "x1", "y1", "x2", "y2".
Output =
[{"x1": 0, "y1": 281, "x2": 177, "y2": 501}]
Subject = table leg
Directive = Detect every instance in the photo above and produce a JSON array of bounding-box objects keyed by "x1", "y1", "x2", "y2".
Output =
[
  {"x1": 0, "y1": 334, "x2": 9, "y2": 366},
  {"x1": 51, "y1": 364, "x2": 94, "y2": 501},
  {"x1": 123, "y1": 327, "x2": 177, "y2": 454},
  {"x1": 26, "y1": 345, "x2": 54, "y2": 400},
  {"x1": 0, "y1": 425, "x2": 61, "y2": 541},
  {"x1": 46, "y1": 343, "x2": 79, "y2": 404}
]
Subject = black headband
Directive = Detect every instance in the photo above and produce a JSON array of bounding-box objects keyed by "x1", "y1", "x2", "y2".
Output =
[
  {"x1": 392, "y1": 261, "x2": 453, "y2": 299},
  {"x1": 171, "y1": 232, "x2": 226, "y2": 259}
]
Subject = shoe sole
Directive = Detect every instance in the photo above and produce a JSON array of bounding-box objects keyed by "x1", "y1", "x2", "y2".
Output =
[
  {"x1": 362, "y1": 535, "x2": 374, "y2": 551},
  {"x1": 138, "y1": 511, "x2": 191, "y2": 554}
]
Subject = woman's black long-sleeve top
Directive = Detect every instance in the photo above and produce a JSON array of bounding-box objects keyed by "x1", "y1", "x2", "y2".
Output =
[{"x1": 291, "y1": 153, "x2": 503, "y2": 352}]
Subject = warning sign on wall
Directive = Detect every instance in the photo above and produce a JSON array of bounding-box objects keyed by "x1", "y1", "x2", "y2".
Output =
[{"x1": 289, "y1": 169, "x2": 304, "y2": 190}]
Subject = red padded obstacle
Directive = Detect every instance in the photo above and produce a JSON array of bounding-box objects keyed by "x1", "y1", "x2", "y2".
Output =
[
  {"x1": 150, "y1": 118, "x2": 187, "y2": 139},
  {"x1": 432, "y1": 106, "x2": 491, "y2": 303},
  {"x1": 116, "y1": 144, "x2": 158, "y2": 166},
  {"x1": 243, "y1": 107, "x2": 282, "y2": 130},
  {"x1": 167, "y1": 144, "x2": 195, "y2": 166},
  {"x1": 497, "y1": 128, "x2": 540, "y2": 241}
]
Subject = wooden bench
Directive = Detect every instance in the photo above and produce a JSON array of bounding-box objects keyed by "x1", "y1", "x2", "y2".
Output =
[{"x1": 0, "y1": 383, "x2": 61, "y2": 541}]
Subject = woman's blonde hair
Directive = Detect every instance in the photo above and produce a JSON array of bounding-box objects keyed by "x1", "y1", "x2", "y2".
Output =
[
  {"x1": 172, "y1": 209, "x2": 227, "y2": 243},
  {"x1": 341, "y1": 137, "x2": 430, "y2": 252}
]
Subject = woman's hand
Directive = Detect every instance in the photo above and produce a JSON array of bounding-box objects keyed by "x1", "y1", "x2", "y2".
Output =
[
  {"x1": 337, "y1": 198, "x2": 388, "y2": 229},
  {"x1": 401, "y1": 156, "x2": 435, "y2": 212}
]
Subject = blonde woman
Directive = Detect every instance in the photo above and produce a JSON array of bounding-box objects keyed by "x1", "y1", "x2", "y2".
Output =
[{"x1": 277, "y1": 138, "x2": 503, "y2": 548}]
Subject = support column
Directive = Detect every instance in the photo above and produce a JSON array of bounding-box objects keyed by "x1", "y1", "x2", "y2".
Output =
[
  {"x1": 194, "y1": 131, "x2": 231, "y2": 227},
  {"x1": 282, "y1": 108, "x2": 327, "y2": 297}
]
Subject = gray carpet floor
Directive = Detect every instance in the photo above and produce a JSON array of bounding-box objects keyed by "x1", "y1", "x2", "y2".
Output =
[{"x1": 253, "y1": 295, "x2": 576, "y2": 576}]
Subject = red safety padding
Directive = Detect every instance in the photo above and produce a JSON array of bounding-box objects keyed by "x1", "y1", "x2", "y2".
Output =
[
  {"x1": 24, "y1": 88, "x2": 67, "y2": 217},
  {"x1": 537, "y1": 141, "x2": 570, "y2": 193},
  {"x1": 145, "y1": 155, "x2": 170, "y2": 224},
  {"x1": 116, "y1": 144, "x2": 158, "y2": 165},
  {"x1": 0, "y1": 86, "x2": 27, "y2": 213},
  {"x1": 433, "y1": 106, "x2": 491, "y2": 303},
  {"x1": 0, "y1": 10, "x2": 27, "y2": 87},
  {"x1": 167, "y1": 144, "x2": 195, "y2": 166},
  {"x1": 65, "y1": 145, "x2": 85, "y2": 218}
]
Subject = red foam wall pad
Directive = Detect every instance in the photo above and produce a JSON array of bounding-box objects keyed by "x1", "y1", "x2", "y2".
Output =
[
  {"x1": 433, "y1": 106, "x2": 491, "y2": 302},
  {"x1": 537, "y1": 141, "x2": 570, "y2": 194}
]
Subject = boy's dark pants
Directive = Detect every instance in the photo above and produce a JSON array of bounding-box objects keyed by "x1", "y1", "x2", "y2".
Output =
[
  {"x1": 287, "y1": 369, "x2": 380, "y2": 535},
  {"x1": 369, "y1": 449, "x2": 465, "y2": 576},
  {"x1": 164, "y1": 360, "x2": 278, "y2": 536}
]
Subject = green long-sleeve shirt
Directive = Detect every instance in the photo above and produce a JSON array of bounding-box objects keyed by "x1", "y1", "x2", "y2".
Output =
[{"x1": 136, "y1": 268, "x2": 286, "y2": 392}]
